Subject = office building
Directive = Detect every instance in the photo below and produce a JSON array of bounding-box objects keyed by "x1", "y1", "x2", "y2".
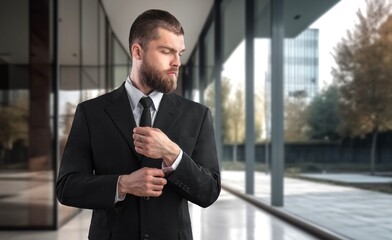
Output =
[{"x1": 0, "y1": 0, "x2": 391, "y2": 239}]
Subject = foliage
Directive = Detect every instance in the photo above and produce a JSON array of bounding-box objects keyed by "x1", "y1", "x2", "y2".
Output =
[
  {"x1": 0, "y1": 100, "x2": 29, "y2": 149},
  {"x1": 226, "y1": 83, "x2": 245, "y2": 144},
  {"x1": 205, "y1": 77, "x2": 233, "y2": 143},
  {"x1": 204, "y1": 76, "x2": 264, "y2": 144},
  {"x1": 332, "y1": 0, "x2": 392, "y2": 173},
  {"x1": 254, "y1": 93, "x2": 264, "y2": 143},
  {"x1": 284, "y1": 97, "x2": 309, "y2": 142},
  {"x1": 307, "y1": 85, "x2": 341, "y2": 140},
  {"x1": 333, "y1": 0, "x2": 392, "y2": 137}
]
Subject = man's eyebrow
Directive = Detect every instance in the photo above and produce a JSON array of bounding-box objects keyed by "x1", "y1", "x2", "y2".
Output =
[{"x1": 158, "y1": 45, "x2": 186, "y2": 53}]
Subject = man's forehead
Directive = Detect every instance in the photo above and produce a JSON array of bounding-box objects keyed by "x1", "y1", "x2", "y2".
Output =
[{"x1": 152, "y1": 29, "x2": 185, "y2": 50}]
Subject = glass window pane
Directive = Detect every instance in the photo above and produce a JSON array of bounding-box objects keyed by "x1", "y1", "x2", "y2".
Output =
[
  {"x1": 58, "y1": 0, "x2": 82, "y2": 227},
  {"x1": 283, "y1": 0, "x2": 392, "y2": 238},
  {"x1": 203, "y1": 23, "x2": 215, "y2": 109},
  {"x1": 112, "y1": 37, "x2": 129, "y2": 87},
  {"x1": 0, "y1": 0, "x2": 55, "y2": 227}
]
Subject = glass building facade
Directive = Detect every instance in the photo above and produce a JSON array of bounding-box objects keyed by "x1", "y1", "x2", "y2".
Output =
[
  {"x1": 0, "y1": 0, "x2": 391, "y2": 238},
  {"x1": 183, "y1": 0, "x2": 392, "y2": 237},
  {"x1": 284, "y1": 29, "x2": 319, "y2": 102},
  {"x1": 0, "y1": 0, "x2": 130, "y2": 229}
]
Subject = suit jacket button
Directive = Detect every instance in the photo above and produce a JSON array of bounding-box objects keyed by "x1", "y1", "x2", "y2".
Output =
[{"x1": 144, "y1": 233, "x2": 150, "y2": 240}]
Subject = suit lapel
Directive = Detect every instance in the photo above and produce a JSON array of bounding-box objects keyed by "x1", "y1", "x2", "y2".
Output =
[
  {"x1": 154, "y1": 93, "x2": 182, "y2": 133},
  {"x1": 104, "y1": 84, "x2": 142, "y2": 161}
]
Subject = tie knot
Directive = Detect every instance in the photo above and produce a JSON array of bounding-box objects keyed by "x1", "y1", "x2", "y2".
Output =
[{"x1": 139, "y1": 96, "x2": 153, "y2": 109}]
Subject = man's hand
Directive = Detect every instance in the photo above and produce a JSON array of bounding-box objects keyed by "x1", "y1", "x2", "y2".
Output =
[
  {"x1": 118, "y1": 167, "x2": 167, "y2": 197},
  {"x1": 133, "y1": 127, "x2": 180, "y2": 166}
]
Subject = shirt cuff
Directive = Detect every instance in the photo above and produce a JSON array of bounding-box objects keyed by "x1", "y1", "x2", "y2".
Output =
[
  {"x1": 115, "y1": 175, "x2": 126, "y2": 203},
  {"x1": 162, "y1": 150, "x2": 183, "y2": 174}
]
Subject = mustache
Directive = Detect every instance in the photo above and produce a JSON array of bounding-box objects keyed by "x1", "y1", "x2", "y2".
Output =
[{"x1": 168, "y1": 67, "x2": 179, "y2": 72}]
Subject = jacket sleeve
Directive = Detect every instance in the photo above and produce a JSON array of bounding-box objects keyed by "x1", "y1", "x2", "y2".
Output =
[
  {"x1": 167, "y1": 108, "x2": 221, "y2": 208},
  {"x1": 56, "y1": 104, "x2": 119, "y2": 210}
]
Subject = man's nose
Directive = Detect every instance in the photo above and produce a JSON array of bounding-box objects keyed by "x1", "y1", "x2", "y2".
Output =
[{"x1": 172, "y1": 54, "x2": 181, "y2": 68}]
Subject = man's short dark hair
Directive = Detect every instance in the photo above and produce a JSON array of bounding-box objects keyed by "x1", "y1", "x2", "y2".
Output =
[{"x1": 129, "y1": 9, "x2": 184, "y2": 55}]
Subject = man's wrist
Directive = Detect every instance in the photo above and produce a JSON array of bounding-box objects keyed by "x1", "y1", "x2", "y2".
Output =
[
  {"x1": 162, "y1": 149, "x2": 183, "y2": 174},
  {"x1": 116, "y1": 175, "x2": 126, "y2": 201},
  {"x1": 163, "y1": 143, "x2": 180, "y2": 166}
]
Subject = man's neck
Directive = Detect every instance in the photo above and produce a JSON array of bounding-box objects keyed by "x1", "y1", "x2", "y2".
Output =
[{"x1": 129, "y1": 74, "x2": 153, "y2": 95}]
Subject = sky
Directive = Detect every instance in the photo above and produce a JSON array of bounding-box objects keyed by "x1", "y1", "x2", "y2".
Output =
[
  {"x1": 309, "y1": 0, "x2": 366, "y2": 88},
  {"x1": 222, "y1": 0, "x2": 367, "y2": 92}
]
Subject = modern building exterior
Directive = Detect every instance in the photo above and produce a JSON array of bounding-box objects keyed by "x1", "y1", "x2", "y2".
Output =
[
  {"x1": 0, "y1": 0, "x2": 132, "y2": 229},
  {"x1": 284, "y1": 28, "x2": 319, "y2": 102},
  {"x1": 263, "y1": 28, "x2": 319, "y2": 142},
  {"x1": 1, "y1": 1, "x2": 391, "y2": 240}
]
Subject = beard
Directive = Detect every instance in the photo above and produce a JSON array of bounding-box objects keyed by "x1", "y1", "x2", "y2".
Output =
[{"x1": 139, "y1": 60, "x2": 178, "y2": 93}]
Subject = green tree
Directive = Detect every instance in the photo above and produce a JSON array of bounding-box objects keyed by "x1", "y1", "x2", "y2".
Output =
[
  {"x1": 0, "y1": 100, "x2": 28, "y2": 149},
  {"x1": 205, "y1": 77, "x2": 264, "y2": 161},
  {"x1": 307, "y1": 85, "x2": 340, "y2": 141},
  {"x1": 332, "y1": 0, "x2": 392, "y2": 174},
  {"x1": 284, "y1": 96, "x2": 309, "y2": 142},
  {"x1": 226, "y1": 84, "x2": 245, "y2": 161},
  {"x1": 254, "y1": 92, "x2": 264, "y2": 143},
  {"x1": 205, "y1": 77, "x2": 232, "y2": 143},
  {"x1": 206, "y1": 78, "x2": 244, "y2": 161}
]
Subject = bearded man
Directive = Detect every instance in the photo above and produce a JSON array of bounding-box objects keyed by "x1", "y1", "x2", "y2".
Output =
[{"x1": 56, "y1": 9, "x2": 221, "y2": 240}]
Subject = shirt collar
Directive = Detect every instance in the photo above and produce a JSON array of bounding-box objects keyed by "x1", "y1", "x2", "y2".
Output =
[{"x1": 125, "y1": 76, "x2": 163, "y2": 111}]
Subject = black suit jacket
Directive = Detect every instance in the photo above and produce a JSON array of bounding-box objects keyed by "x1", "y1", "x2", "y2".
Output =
[{"x1": 56, "y1": 84, "x2": 221, "y2": 240}]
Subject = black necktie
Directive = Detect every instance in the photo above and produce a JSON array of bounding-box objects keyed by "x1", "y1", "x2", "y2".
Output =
[{"x1": 139, "y1": 96, "x2": 153, "y2": 127}]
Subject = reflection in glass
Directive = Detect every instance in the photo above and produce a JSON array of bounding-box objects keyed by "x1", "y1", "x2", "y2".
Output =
[
  {"x1": 190, "y1": 190, "x2": 317, "y2": 240},
  {"x1": 113, "y1": 37, "x2": 130, "y2": 88},
  {"x1": 203, "y1": 23, "x2": 216, "y2": 110},
  {"x1": 0, "y1": 0, "x2": 54, "y2": 227},
  {"x1": 57, "y1": 0, "x2": 131, "y2": 227},
  {"x1": 284, "y1": 0, "x2": 392, "y2": 184},
  {"x1": 283, "y1": 0, "x2": 392, "y2": 237}
]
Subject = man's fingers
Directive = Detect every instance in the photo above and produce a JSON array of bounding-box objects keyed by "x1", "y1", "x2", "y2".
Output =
[
  {"x1": 121, "y1": 168, "x2": 167, "y2": 197},
  {"x1": 133, "y1": 126, "x2": 152, "y2": 135},
  {"x1": 152, "y1": 176, "x2": 167, "y2": 185}
]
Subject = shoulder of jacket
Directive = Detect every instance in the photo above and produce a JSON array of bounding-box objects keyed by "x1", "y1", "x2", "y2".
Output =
[
  {"x1": 79, "y1": 85, "x2": 124, "y2": 107},
  {"x1": 167, "y1": 93, "x2": 208, "y2": 111}
]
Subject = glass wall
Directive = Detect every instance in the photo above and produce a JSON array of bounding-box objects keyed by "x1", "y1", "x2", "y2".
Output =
[
  {"x1": 282, "y1": 0, "x2": 392, "y2": 236},
  {"x1": 219, "y1": 0, "x2": 247, "y2": 193},
  {"x1": 0, "y1": 0, "x2": 55, "y2": 228},
  {"x1": 58, "y1": 0, "x2": 130, "y2": 227},
  {"x1": 0, "y1": 0, "x2": 129, "y2": 229},
  {"x1": 81, "y1": 0, "x2": 102, "y2": 101},
  {"x1": 183, "y1": 0, "x2": 391, "y2": 239},
  {"x1": 202, "y1": 23, "x2": 216, "y2": 108},
  {"x1": 253, "y1": 0, "x2": 272, "y2": 200},
  {"x1": 184, "y1": 47, "x2": 199, "y2": 102},
  {"x1": 112, "y1": 36, "x2": 130, "y2": 88}
]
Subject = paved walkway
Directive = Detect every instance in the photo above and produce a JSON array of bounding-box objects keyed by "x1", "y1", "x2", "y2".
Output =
[
  {"x1": 300, "y1": 173, "x2": 392, "y2": 184},
  {"x1": 0, "y1": 171, "x2": 391, "y2": 239},
  {"x1": 222, "y1": 171, "x2": 392, "y2": 240},
  {"x1": 0, "y1": 190, "x2": 321, "y2": 240}
]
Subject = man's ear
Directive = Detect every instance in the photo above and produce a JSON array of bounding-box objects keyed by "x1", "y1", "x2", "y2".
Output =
[{"x1": 131, "y1": 43, "x2": 142, "y2": 60}]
